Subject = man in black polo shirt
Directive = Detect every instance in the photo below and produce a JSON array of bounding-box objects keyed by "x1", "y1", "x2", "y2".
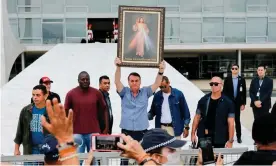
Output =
[
  {"x1": 191, "y1": 76, "x2": 235, "y2": 148},
  {"x1": 31, "y1": 77, "x2": 61, "y2": 103}
]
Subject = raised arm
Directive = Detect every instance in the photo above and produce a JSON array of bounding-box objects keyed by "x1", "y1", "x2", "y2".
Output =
[
  {"x1": 115, "y1": 57, "x2": 124, "y2": 93},
  {"x1": 151, "y1": 61, "x2": 165, "y2": 92}
]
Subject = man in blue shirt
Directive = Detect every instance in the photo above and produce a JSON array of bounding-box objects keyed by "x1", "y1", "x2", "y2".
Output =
[
  {"x1": 14, "y1": 85, "x2": 49, "y2": 156},
  {"x1": 114, "y1": 57, "x2": 165, "y2": 142},
  {"x1": 148, "y1": 76, "x2": 191, "y2": 139}
]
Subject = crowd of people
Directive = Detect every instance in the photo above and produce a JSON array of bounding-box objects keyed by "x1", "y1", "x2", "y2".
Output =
[{"x1": 12, "y1": 58, "x2": 276, "y2": 165}]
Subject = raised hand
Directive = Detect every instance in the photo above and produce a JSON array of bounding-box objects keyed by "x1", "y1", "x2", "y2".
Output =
[{"x1": 41, "y1": 98, "x2": 74, "y2": 144}]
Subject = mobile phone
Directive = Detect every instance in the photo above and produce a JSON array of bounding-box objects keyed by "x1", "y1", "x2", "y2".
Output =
[
  {"x1": 91, "y1": 134, "x2": 122, "y2": 152},
  {"x1": 201, "y1": 141, "x2": 215, "y2": 165}
]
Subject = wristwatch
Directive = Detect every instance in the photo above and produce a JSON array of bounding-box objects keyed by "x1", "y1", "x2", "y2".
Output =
[{"x1": 184, "y1": 125, "x2": 190, "y2": 130}]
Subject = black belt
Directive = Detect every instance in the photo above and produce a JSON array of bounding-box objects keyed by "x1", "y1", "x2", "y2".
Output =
[{"x1": 161, "y1": 123, "x2": 173, "y2": 127}]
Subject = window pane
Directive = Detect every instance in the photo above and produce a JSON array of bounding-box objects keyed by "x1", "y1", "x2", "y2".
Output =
[
  {"x1": 43, "y1": 19, "x2": 63, "y2": 23},
  {"x1": 18, "y1": 7, "x2": 40, "y2": 13},
  {"x1": 43, "y1": 23, "x2": 64, "y2": 44},
  {"x1": 268, "y1": 22, "x2": 276, "y2": 42},
  {"x1": 180, "y1": 22, "x2": 202, "y2": 43},
  {"x1": 112, "y1": 0, "x2": 133, "y2": 6},
  {"x1": 9, "y1": 19, "x2": 19, "y2": 38},
  {"x1": 224, "y1": 0, "x2": 246, "y2": 12},
  {"x1": 42, "y1": 0, "x2": 64, "y2": 13},
  {"x1": 65, "y1": 0, "x2": 86, "y2": 6},
  {"x1": 158, "y1": 0, "x2": 179, "y2": 5},
  {"x1": 246, "y1": 17, "x2": 268, "y2": 36},
  {"x1": 132, "y1": 0, "x2": 157, "y2": 6},
  {"x1": 66, "y1": 18, "x2": 85, "y2": 23},
  {"x1": 165, "y1": 18, "x2": 180, "y2": 37},
  {"x1": 18, "y1": 0, "x2": 41, "y2": 5},
  {"x1": 7, "y1": 0, "x2": 17, "y2": 13},
  {"x1": 165, "y1": 38, "x2": 179, "y2": 44},
  {"x1": 268, "y1": 0, "x2": 276, "y2": 12},
  {"x1": 88, "y1": 0, "x2": 111, "y2": 13},
  {"x1": 203, "y1": 18, "x2": 223, "y2": 36},
  {"x1": 247, "y1": 36, "x2": 267, "y2": 43},
  {"x1": 19, "y1": 18, "x2": 42, "y2": 38},
  {"x1": 20, "y1": 39, "x2": 41, "y2": 44},
  {"x1": 180, "y1": 0, "x2": 201, "y2": 12},
  {"x1": 203, "y1": 0, "x2": 223, "y2": 13},
  {"x1": 66, "y1": 37, "x2": 84, "y2": 43},
  {"x1": 66, "y1": 19, "x2": 86, "y2": 37},
  {"x1": 247, "y1": 0, "x2": 268, "y2": 5},
  {"x1": 66, "y1": 7, "x2": 87, "y2": 12},
  {"x1": 225, "y1": 22, "x2": 246, "y2": 43}
]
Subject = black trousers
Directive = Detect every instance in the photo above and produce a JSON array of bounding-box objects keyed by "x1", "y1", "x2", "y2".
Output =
[
  {"x1": 121, "y1": 129, "x2": 147, "y2": 165},
  {"x1": 234, "y1": 104, "x2": 241, "y2": 139},
  {"x1": 108, "y1": 116, "x2": 113, "y2": 134},
  {"x1": 253, "y1": 107, "x2": 270, "y2": 120}
]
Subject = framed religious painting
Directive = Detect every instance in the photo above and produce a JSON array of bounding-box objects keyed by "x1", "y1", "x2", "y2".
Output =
[{"x1": 117, "y1": 6, "x2": 165, "y2": 68}]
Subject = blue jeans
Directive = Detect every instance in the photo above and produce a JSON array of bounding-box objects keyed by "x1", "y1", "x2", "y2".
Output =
[
  {"x1": 74, "y1": 134, "x2": 98, "y2": 166},
  {"x1": 73, "y1": 134, "x2": 91, "y2": 153}
]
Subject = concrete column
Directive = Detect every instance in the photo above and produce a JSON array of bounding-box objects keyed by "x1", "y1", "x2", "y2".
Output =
[
  {"x1": 238, "y1": 50, "x2": 242, "y2": 75},
  {"x1": 21, "y1": 52, "x2": 25, "y2": 70}
]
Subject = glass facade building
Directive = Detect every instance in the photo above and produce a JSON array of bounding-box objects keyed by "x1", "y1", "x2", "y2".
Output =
[
  {"x1": 6, "y1": 0, "x2": 276, "y2": 79},
  {"x1": 7, "y1": 0, "x2": 276, "y2": 45}
]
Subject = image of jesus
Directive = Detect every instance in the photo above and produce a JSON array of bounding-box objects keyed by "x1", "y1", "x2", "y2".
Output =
[{"x1": 128, "y1": 17, "x2": 154, "y2": 57}]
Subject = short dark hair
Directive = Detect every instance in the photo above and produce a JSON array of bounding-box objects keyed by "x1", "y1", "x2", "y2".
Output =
[
  {"x1": 257, "y1": 64, "x2": 266, "y2": 69},
  {"x1": 78, "y1": 71, "x2": 89, "y2": 80},
  {"x1": 252, "y1": 113, "x2": 276, "y2": 145},
  {"x1": 128, "y1": 72, "x2": 141, "y2": 80},
  {"x1": 232, "y1": 64, "x2": 239, "y2": 68},
  {"x1": 99, "y1": 75, "x2": 110, "y2": 83},
  {"x1": 147, "y1": 147, "x2": 163, "y2": 155},
  {"x1": 33, "y1": 85, "x2": 47, "y2": 95},
  {"x1": 162, "y1": 76, "x2": 169, "y2": 83}
]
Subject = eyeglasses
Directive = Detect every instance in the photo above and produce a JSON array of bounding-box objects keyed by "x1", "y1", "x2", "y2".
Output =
[
  {"x1": 159, "y1": 85, "x2": 166, "y2": 89},
  {"x1": 209, "y1": 82, "x2": 221, "y2": 86},
  {"x1": 231, "y1": 67, "x2": 238, "y2": 70}
]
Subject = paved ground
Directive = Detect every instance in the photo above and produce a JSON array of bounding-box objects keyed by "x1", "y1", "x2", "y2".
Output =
[{"x1": 191, "y1": 79, "x2": 275, "y2": 132}]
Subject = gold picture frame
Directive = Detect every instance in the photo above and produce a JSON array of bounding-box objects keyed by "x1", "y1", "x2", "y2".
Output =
[{"x1": 117, "y1": 6, "x2": 165, "y2": 68}]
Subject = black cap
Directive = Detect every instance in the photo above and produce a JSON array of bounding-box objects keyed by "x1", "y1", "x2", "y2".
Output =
[
  {"x1": 252, "y1": 113, "x2": 276, "y2": 145},
  {"x1": 140, "y1": 128, "x2": 186, "y2": 152}
]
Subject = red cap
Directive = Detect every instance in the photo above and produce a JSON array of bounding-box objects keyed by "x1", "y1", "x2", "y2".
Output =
[{"x1": 39, "y1": 77, "x2": 53, "y2": 84}]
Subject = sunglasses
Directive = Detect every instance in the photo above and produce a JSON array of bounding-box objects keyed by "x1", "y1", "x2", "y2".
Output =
[
  {"x1": 231, "y1": 67, "x2": 238, "y2": 70},
  {"x1": 209, "y1": 82, "x2": 221, "y2": 86},
  {"x1": 159, "y1": 85, "x2": 167, "y2": 89}
]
